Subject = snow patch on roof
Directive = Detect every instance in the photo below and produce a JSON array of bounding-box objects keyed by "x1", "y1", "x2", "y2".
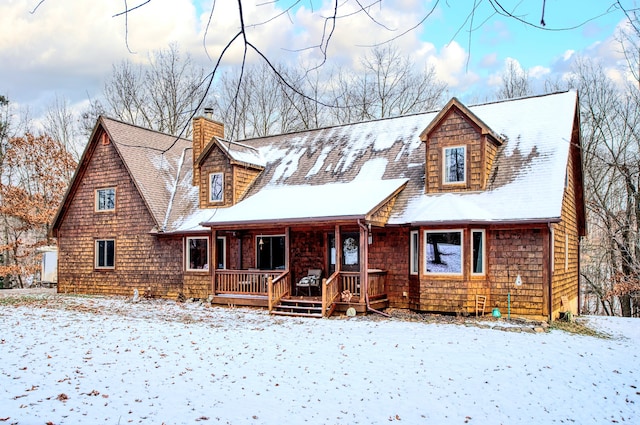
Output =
[
  {"x1": 354, "y1": 158, "x2": 388, "y2": 181},
  {"x1": 306, "y1": 145, "x2": 332, "y2": 178},
  {"x1": 202, "y1": 178, "x2": 408, "y2": 225},
  {"x1": 217, "y1": 138, "x2": 265, "y2": 167}
]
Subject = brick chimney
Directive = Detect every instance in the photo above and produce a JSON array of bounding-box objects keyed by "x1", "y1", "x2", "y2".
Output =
[{"x1": 192, "y1": 108, "x2": 224, "y2": 185}]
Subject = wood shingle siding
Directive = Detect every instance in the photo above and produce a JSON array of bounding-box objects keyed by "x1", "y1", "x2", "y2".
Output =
[{"x1": 56, "y1": 130, "x2": 186, "y2": 298}]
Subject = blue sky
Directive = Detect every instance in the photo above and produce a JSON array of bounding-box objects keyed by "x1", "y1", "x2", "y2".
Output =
[{"x1": 0, "y1": 0, "x2": 634, "y2": 122}]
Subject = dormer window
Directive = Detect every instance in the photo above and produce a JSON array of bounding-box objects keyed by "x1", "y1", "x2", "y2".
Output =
[
  {"x1": 209, "y1": 172, "x2": 224, "y2": 202},
  {"x1": 444, "y1": 146, "x2": 466, "y2": 184},
  {"x1": 96, "y1": 187, "x2": 115, "y2": 211}
]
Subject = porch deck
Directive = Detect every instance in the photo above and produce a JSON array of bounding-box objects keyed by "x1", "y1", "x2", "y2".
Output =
[{"x1": 210, "y1": 269, "x2": 388, "y2": 316}]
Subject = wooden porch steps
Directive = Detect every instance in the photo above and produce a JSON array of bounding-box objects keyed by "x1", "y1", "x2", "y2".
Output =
[{"x1": 271, "y1": 298, "x2": 323, "y2": 318}]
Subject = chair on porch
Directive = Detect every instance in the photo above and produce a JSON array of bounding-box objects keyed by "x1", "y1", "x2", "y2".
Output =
[{"x1": 295, "y1": 269, "x2": 322, "y2": 296}]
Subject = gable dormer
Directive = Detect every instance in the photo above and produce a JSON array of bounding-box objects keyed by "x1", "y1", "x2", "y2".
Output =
[
  {"x1": 420, "y1": 98, "x2": 503, "y2": 194},
  {"x1": 192, "y1": 114, "x2": 264, "y2": 209}
]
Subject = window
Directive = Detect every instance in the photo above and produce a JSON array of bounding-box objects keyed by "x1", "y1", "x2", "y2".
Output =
[
  {"x1": 96, "y1": 188, "x2": 115, "y2": 211},
  {"x1": 209, "y1": 172, "x2": 223, "y2": 202},
  {"x1": 410, "y1": 231, "x2": 419, "y2": 275},
  {"x1": 186, "y1": 237, "x2": 209, "y2": 271},
  {"x1": 424, "y1": 230, "x2": 462, "y2": 275},
  {"x1": 471, "y1": 230, "x2": 485, "y2": 275},
  {"x1": 216, "y1": 236, "x2": 226, "y2": 269},
  {"x1": 257, "y1": 235, "x2": 285, "y2": 270},
  {"x1": 95, "y1": 239, "x2": 115, "y2": 269},
  {"x1": 443, "y1": 146, "x2": 466, "y2": 184}
]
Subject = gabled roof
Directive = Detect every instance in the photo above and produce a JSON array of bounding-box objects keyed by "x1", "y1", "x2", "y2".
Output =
[
  {"x1": 51, "y1": 116, "x2": 193, "y2": 234},
  {"x1": 419, "y1": 97, "x2": 504, "y2": 144},
  {"x1": 187, "y1": 90, "x2": 579, "y2": 230},
  {"x1": 197, "y1": 137, "x2": 265, "y2": 169}
]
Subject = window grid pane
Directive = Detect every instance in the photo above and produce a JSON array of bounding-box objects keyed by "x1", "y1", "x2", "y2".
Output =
[
  {"x1": 425, "y1": 231, "x2": 462, "y2": 274},
  {"x1": 410, "y1": 231, "x2": 419, "y2": 274},
  {"x1": 472, "y1": 231, "x2": 484, "y2": 274},
  {"x1": 445, "y1": 147, "x2": 465, "y2": 183},
  {"x1": 96, "y1": 240, "x2": 115, "y2": 268},
  {"x1": 210, "y1": 173, "x2": 223, "y2": 202},
  {"x1": 188, "y1": 238, "x2": 208, "y2": 270},
  {"x1": 97, "y1": 188, "x2": 115, "y2": 210}
]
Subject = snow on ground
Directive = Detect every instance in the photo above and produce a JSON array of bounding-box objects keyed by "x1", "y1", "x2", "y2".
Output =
[{"x1": 1, "y1": 293, "x2": 638, "y2": 425}]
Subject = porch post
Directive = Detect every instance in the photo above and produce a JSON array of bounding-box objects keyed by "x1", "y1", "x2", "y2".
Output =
[
  {"x1": 211, "y1": 229, "x2": 217, "y2": 297},
  {"x1": 359, "y1": 223, "x2": 369, "y2": 305},
  {"x1": 285, "y1": 227, "x2": 291, "y2": 272},
  {"x1": 335, "y1": 225, "x2": 342, "y2": 274}
]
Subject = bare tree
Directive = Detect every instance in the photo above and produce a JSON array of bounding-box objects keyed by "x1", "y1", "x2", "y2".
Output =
[
  {"x1": 329, "y1": 45, "x2": 447, "y2": 124},
  {"x1": 573, "y1": 54, "x2": 640, "y2": 317},
  {"x1": 43, "y1": 95, "x2": 84, "y2": 160},
  {"x1": 89, "y1": 44, "x2": 207, "y2": 137},
  {"x1": 496, "y1": 58, "x2": 532, "y2": 100}
]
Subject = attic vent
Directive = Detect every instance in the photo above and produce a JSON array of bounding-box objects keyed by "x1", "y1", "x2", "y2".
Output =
[{"x1": 101, "y1": 133, "x2": 110, "y2": 145}]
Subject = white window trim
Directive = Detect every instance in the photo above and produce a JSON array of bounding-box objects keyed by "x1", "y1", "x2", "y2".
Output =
[
  {"x1": 186, "y1": 236, "x2": 210, "y2": 272},
  {"x1": 95, "y1": 239, "x2": 115, "y2": 269},
  {"x1": 410, "y1": 230, "x2": 419, "y2": 275},
  {"x1": 443, "y1": 146, "x2": 466, "y2": 184},
  {"x1": 423, "y1": 229, "x2": 464, "y2": 276},
  {"x1": 471, "y1": 229, "x2": 486, "y2": 276},
  {"x1": 95, "y1": 187, "x2": 116, "y2": 212},
  {"x1": 217, "y1": 236, "x2": 226, "y2": 270},
  {"x1": 209, "y1": 172, "x2": 224, "y2": 202}
]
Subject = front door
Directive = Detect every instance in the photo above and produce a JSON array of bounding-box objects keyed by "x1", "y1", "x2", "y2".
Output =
[{"x1": 328, "y1": 232, "x2": 360, "y2": 274}]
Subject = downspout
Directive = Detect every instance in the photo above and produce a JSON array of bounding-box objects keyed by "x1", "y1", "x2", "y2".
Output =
[
  {"x1": 577, "y1": 235, "x2": 582, "y2": 315},
  {"x1": 547, "y1": 222, "x2": 554, "y2": 321},
  {"x1": 358, "y1": 219, "x2": 390, "y2": 317}
]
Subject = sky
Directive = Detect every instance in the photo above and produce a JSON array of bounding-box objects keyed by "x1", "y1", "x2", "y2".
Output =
[
  {"x1": 0, "y1": 0, "x2": 636, "y2": 123},
  {"x1": 1, "y1": 292, "x2": 639, "y2": 424}
]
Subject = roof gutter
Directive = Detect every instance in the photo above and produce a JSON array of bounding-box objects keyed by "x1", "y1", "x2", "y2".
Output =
[
  {"x1": 407, "y1": 217, "x2": 562, "y2": 227},
  {"x1": 201, "y1": 214, "x2": 368, "y2": 229}
]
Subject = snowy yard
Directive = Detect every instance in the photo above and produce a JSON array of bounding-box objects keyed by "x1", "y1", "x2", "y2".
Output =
[{"x1": 1, "y1": 293, "x2": 638, "y2": 425}]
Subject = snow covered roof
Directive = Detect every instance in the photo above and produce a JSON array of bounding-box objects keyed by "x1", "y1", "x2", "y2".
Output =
[
  {"x1": 62, "y1": 91, "x2": 579, "y2": 234},
  {"x1": 213, "y1": 137, "x2": 265, "y2": 168},
  {"x1": 199, "y1": 178, "x2": 408, "y2": 227},
  {"x1": 392, "y1": 91, "x2": 579, "y2": 224}
]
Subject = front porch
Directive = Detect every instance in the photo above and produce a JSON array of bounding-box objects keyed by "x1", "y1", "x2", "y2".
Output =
[{"x1": 210, "y1": 269, "x2": 388, "y2": 317}]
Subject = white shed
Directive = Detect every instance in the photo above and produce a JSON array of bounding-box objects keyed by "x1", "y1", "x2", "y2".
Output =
[{"x1": 39, "y1": 246, "x2": 58, "y2": 286}]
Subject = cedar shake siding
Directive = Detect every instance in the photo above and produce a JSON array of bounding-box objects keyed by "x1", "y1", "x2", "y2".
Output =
[
  {"x1": 56, "y1": 129, "x2": 186, "y2": 298},
  {"x1": 198, "y1": 146, "x2": 235, "y2": 209},
  {"x1": 192, "y1": 117, "x2": 224, "y2": 186}
]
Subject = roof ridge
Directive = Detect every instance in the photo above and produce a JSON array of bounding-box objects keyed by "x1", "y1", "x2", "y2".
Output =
[{"x1": 100, "y1": 115, "x2": 192, "y2": 142}]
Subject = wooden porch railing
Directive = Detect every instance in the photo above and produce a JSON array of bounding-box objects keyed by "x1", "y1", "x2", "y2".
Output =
[
  {"x1": 322, "y1": 271, "x2": 341, "y2": 317},
  {"x1": 367, "y1": 269, "x2": 386, "y2": 298},
  {"x1": 341, "y1": 272, "x2": 361, "y2": 295},
  {"x1": 268, "y1": 271, "x2": 290, "y2": 312},
  {"x1": 215, "y1": 270, "x2": 281, "y2": 294},
  {"x1": 338, "y1": 270, "x2": 387, "y2": 299}
]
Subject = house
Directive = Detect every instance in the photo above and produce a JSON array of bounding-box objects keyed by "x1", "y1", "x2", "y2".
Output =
[{"x1": 51, "y1": 91, "x2": 586, "y2": 320}]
